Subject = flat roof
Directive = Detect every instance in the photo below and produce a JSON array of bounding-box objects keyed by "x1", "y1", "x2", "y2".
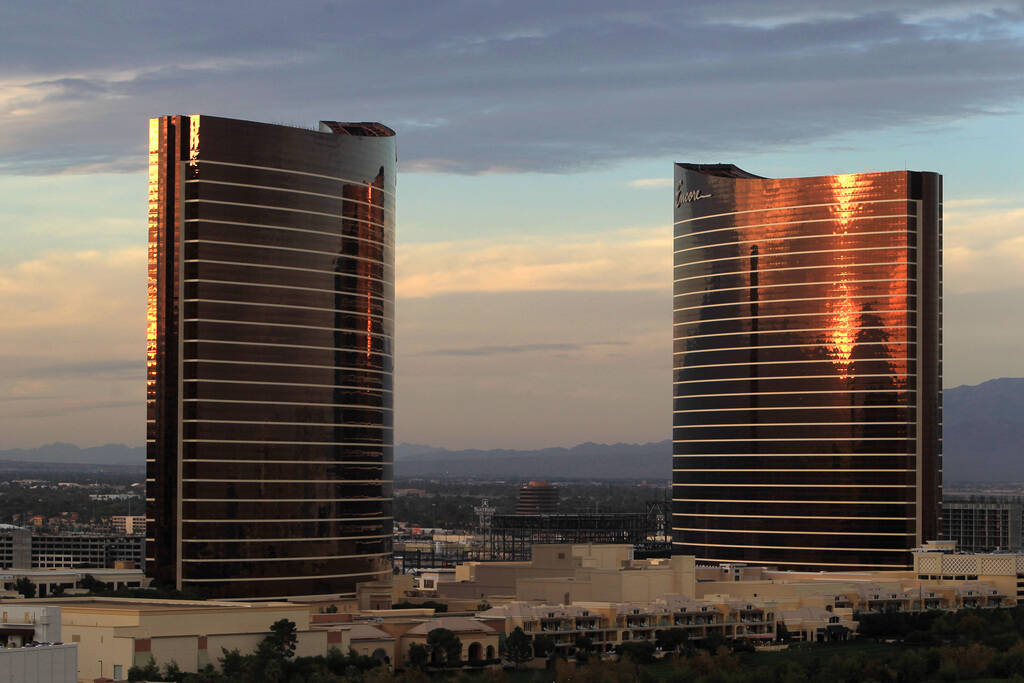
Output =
[{"x1": 1, "y1": 597, "x2": 300, "y2": 613}]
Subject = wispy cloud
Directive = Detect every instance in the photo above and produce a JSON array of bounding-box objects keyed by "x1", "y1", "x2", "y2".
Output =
[
  {"x1": 0, "y1": 1, "x2": 1022, "y2": 174},
  {"x1": 420, "y1": 341, "x2": 629, "y2": 357},
  {"x1": 628, "y1": 178, "x2": 672, "y2": 189},
  {"x1": 0, "y1": 247, "x2": 145, "y2": 448},
  {"x1": 396, "y1": 226, "x2": 670, "y2": 298},
  {"x1": 945, "y1": 203, "x2": 1024, "y2": 294}
]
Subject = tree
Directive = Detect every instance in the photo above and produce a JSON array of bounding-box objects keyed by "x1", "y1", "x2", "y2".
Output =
[
  {"x1": 575, "y1": 635, "x2": 594, "y2": 663},
  {"x1": 14, "y1": 577, "x2": 36, "y2": 599},
  {"x1": 426, "y1": 628, "x2": 462, "y2": 667},
  {"x1": 701, "y1": 630, "x2": 728, "y2": 652},
  {"x1": 266, "y1": 618, "x2": 298, "y2": 659},
  {"x1": 532, "y1": 634, "x2": 556, "y2": 659},
  {"x1": 408, "y1": 643, "x2": 430, "y2": 670},
  {"x1": 79, "y1": 573, "x2": 109, "y2": 594},
  {"x1": 127, "y1": 658, "x2": 160, "y2": 681},
  {"x1": 617, "y1": 640, "x2": 656, "y2": 665},
  {"x1": 162, "y1": 660, "x2": 183, "y2": 680},
  {"x1": 505, "y1": 627, "x2": 533, "y2": 669},
  {"x1": 655, "y1": 627, "x2": 689, "y2": 654},
  {"x1": 219, "y1": 648, "x2": 246, "y2": 678}
]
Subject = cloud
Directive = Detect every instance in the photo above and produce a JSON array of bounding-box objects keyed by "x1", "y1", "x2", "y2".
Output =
[
  {"x1": 420, "y1": 341, "x2": 629, "y2": 357},
  {"x1": 395, "y1": 289, "x2": 670, "y2": 449},
  {"x1": 0, "y1": 1, "x2": 1022, "y2": 174},
  {"x1": 0, "y1": 247, "x2": 145, "y2": 448},
  {"x1": 628, "y1": 178, "x2": 673, "y2": 188},
  {"x1": 944, "y1": 203, "x2": 1024, "y2": 294},
  {"x1": 396, "y1": 226, "x2": 670, "y2": 298}
]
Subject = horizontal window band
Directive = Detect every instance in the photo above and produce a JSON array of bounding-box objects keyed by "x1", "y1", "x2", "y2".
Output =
[
  {"x1": 185, "y1": 298, "x2": 393, "y2": 321},
  {"x1": 183, "y1": 419, "x2": 388, "y2": 428},
  {"x1": 184, "y1": 399, "x2": 391, "y2": 411},
  {"x1": 182, "y1": 534, "x2": 393, "y2": 543},
  {"x1": 672, "y1": 513, "x2": 914, "y2": 520},
  {"x1": 182, "y1": 460, "x2": 388, "y2": 465},
  {"x1": 181, "y1": 497, "x2": 389, "y2": 502},
  {"x1": 185, "y1": 259, "x2": 390, "y2": 285},
  {"x1": 185, "y1": 199, "x2": 393, "y2": 228},
  {"x1": 183, "y1": 379, "x2": 391, "y2": 392},
  {"x1": 673, "y1": 527, "x2": 913, "y2": 537},
  {"x1": 182, "y1": 438, "x2": 389, "y2": 448},
  {"x1": 674, "y1": 310, "x2": 915, "y2": 328},
  {"x1": 674, "y1": 358, "x2": 913, "y2": 372},
  {"x1": 673, "y1": 198, "x2": 910, "y2": 226},
  {"x1": 183, "y1": 568, "x2": 391, "y2": 584},
  {"x1": 183, "y1": 551, "x2": 386, "y2": 563},
  {"x1": 183, "y1": 339, "x2": 393, "y2": 359},
  {"x1": 674, "y1": 292, "x2": 914, "y2": 314},
  {"x1": 674, "y1": 277, "x2": 912, "y2": 299},
  {"x1": 671, "y1": 540, "x2": 909, "y2": 553},
  {"x1": 674, "y1": 405, "x2": 914, "y2": 413},
  {"x1": 186, "y1": 179, "x2": 395, "y2": 214},
  {"x1": 674, "y1": 341, "x2": 912, "y2": 355},
  {"x1": 184, "y1": 277, "x2": 391, "y2": 302},
  {"x1": 183, "y1": 516, "x2": 391, "y2": 523},
  {"x1": 674, "y1": 468, "x2": 915, "y2": 473},
  {"x1": 674, "y1": 261, "x2": 912, "y2": 285},
  {"x1": 675, "y1": 421, "x2": 912, "y2": 428},
  {"x1": 183, "y1": 318, "x2": 391, "y2": 338},
  {"x1": 674, "y1": 551, "x2": 908, "y2": 569},
  {"x1": 185, "y1": 216, "x2": 391, "y2": 245},
  {"x1": 674, "y1": 373, "x2": 912, "y2": 384},
  {"x1": 676, "y1": 244, "x2": 916, "y2": 270},
  {"x1": 184, "y1": 239, "x2": 393, "y2": 269},
  {"x1": 183, "y1": 440, "x2": 391, "y2": 446},
  {"x1": 674, "y1": 483, "x2": 913, "y2": 488},
  {"x1": 182, "y1": 478, "x2": 390, "y2": 483},
  {"x1": 192, "y1": 159, "x2": 395, "y2": 197},
  {"x1": 672, "y1": 498, "x2": 913, "y2": 504},
  {"x1": 673, "y1": 454, "x2": 917, "y2": 457},
  {"x1": 183, "y1": 359, "x2": 390, "y2": 375},
  {"x1": 674, "y1": 389, "x2": 916, "y2": 399},
  {"x1": 674, "y1": 437, "x2": 915, "y2": 443},
  {"x1": 674, "y1": 325, "x2": 913, "y2": 343},
  {"x1": 674, "y1": 224, "x2": 913, "y2": 254}
]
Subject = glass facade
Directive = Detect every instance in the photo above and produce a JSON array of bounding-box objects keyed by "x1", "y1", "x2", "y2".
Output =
[
  {"x1": 147, "y1": 116, "x2": 395, "y2": 599},
  {"x1": 672, "y1": 164, "x2": 942, "y2": 571}
]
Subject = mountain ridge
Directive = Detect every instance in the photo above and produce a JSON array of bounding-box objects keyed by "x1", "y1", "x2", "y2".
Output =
[{"x1": 3, "y1": 377, "x2": 1021, "y2": 482}]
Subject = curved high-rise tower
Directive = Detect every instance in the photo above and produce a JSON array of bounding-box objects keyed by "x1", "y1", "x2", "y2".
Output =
[
  {"x1": 147, "y1": 115, "x2": 395, "y2": 599},
  {"x1": 672, "y1": 165, "x2": 941, "y2": 571}
]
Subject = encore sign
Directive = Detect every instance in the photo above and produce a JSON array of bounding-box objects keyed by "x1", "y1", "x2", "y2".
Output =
[{"x1": 675, "y1": 183, "x2": 713, "y2": 207}]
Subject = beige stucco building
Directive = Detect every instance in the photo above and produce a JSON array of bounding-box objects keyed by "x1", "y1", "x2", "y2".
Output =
[
  {"x1": 443, "y1": 544, "x2": 695, "y2": 604},
  {"x1": 2, "y1": 598, "x2": 349, "y2": 682},
  {"x1": 482, "y1": 595, "x2": 775, "y2": 655}
]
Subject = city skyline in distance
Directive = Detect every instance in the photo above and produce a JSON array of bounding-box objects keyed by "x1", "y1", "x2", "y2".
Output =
[{"x1": 2, "y1": 2, "x2": 1024, "y2": 451}]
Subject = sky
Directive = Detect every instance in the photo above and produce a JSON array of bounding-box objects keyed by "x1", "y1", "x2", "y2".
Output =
[{"x1": 1, "y1": 0, "x2": 1023, "y2": 450}]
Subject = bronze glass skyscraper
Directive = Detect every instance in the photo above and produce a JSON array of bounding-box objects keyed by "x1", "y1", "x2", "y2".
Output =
[
  {"x1": 672, "y1": 165, "x2": 941, "y2": 571},
  {"x1": 147, "y1": 115, "x2": 395, "y2": 599}
]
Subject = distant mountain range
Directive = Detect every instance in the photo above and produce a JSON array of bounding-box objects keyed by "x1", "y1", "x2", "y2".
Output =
[
  {"x1": 394, "y1": 440, "x2": 671, "y2": 480},
  {"x1": 2, "y1": 377, "x2": 1022, "y2": 482},
  {"x1": 942, "y1": 377, "x2": 1024, "y2": 483}
]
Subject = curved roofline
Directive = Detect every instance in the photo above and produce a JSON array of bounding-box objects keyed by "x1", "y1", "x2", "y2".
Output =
[
  {"x1": 676, "y1": 163, "x2": 764, "y2": 179},
  {"x1": 319, "y1": 121, "x2": 396, "y2": 137}
]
